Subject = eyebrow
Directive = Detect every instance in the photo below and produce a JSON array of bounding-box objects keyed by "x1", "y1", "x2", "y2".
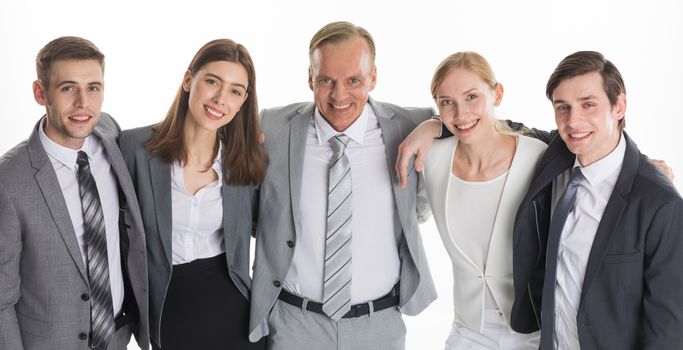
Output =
[
  {"x1": 205, "y1": 73, "x2": 248, "y2": 90},
  {"x1": 436, "y1": 88, "x2": 479, "y2": 99},
  {"x1": 553, "y1": 95, "x2": 598, "y2": 105},
  {"x1": 55, "y1": 80, "x2": 103, "y2": 87}
]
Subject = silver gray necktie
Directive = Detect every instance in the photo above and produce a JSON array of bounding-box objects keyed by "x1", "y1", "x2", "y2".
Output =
[
  {"x1": 77, "y1": 151, "x2": 115, "y2": 349},
  {"x1": 322, "y1": 135, "x2": 353, "y2": 320},
  {"x1": 540, "y1": 167, "x2": 585, "y2": 350}
]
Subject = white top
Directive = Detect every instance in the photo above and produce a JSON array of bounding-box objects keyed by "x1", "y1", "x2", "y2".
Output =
[
  {"x1": 284, "y1": 104, "x2": 402, "y2": 303},
  {"x1": 39, "y1": 119, "x2": 124, "y2": 315},
  {"x1": 447, "y1": 171, "x2": 508, "y2": 309},
  {"x1": 551, "y1": 133, "x2": 626, "y2": 350},
  {"x1": 170, "y1": 144, "x2": 225, "y2": 265}
]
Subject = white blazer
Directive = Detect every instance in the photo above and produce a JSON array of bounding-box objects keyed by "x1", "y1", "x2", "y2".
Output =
[{"x1": 423, "y1": 134, "x2": 546, "y2": 333}]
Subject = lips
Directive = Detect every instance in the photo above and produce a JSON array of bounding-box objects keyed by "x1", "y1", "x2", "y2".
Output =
[
  {"x1": 568, "y1": 131, "x2": 592, "y2": 140},
  {"x1": 455, "y1": 119, "x2": 479, "y2": 131},
  {"x1": 204, "y1": 105, "x2": 225, "y2": 119},
  {"x1": 68, "y1": 115, "x2": 92, "y2": 124}
]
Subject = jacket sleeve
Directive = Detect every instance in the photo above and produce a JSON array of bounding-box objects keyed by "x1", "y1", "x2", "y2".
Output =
[
  {"x1": 642, "y1": 198, "x2": 683, "y2": 349},
  {"x1": 0, "y1": 181, "x2": 24, "y2": 349}
]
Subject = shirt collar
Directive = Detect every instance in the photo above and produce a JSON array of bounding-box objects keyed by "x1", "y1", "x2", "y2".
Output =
[
  {"x1": 573, "y1": 132, "x2": 626, "y2": 186},
  {"x1": 313, "y1": 102, "x2": 373, "y2": 145},
  {"x1": 38, "y1": 117, "x2": 95, "y2": 170}
]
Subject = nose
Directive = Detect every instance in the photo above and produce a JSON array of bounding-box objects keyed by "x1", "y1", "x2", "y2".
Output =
[
  {"x1": 212, "y1": 88, "x2": 228, "y2": 106},
  {"x1": 330, "y1": 82, "x2": 348, "y2": 101},
  {"x1": 566, "y1": 108, "x2": 583, "y2": 128},
  {"x1": 73, "y1": 90, "x2": 88, "y2": 109}
]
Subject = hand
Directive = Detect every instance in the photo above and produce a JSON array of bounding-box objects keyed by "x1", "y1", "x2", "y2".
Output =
[
  {"x1": 650, "y1": 159, "x2": 675, "y2": 182},
  {"x1": 395, "y1": 118, "x2": 441, "y2": 188}
]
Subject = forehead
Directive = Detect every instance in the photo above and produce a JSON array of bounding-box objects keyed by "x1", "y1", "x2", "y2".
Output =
[
  {"x1": 311, "y1": 37, "x2": 373, "y2": 76},
  {"x1": 553, "y1": 71, "x2": 607, "y2": 100},
  {"x1": 48, "y1": 59, "x2": 103, "y2": 84},
  {"x1": 196, "y1": 60, "x2": 249, "y2": 84},
  {"x1": 437, "y1": 68, "x2": 490, "y2": 96}
]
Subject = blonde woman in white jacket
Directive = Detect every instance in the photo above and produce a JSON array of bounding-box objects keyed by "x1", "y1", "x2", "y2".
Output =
[{"x1": 415, "y1": 52, "x2": 545, "y2": 349}]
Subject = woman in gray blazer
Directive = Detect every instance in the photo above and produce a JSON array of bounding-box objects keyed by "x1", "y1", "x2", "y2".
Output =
[{"x1": 119, "y1": 39, "x2": 267, "y2": 349}]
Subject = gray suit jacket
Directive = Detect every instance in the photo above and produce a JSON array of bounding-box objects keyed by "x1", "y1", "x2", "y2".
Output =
[
  {"x1": 0, "y1": 114, "x2": 149, "y2": 350},
  {"x1": 248, "y1": 98, "x2": 438, "y2": 341},
  {"x1": 118, "y1": 125, "x2": 258, "y2": 347}
]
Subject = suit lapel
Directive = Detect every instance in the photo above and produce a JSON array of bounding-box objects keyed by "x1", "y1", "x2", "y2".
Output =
[
  {"x1": 289, "y1": 105, "x2": 313, "y2": 236},
  {"x1": 580, "y1": 134, "x2": 638, "y2": 301},
  {"x1": 27, "y1": 120, "x2": 89, "y2": 283},
  {"x1": 148, "y1": 155, "x2": 173, "y2": 265},
  {"x1": 222, "y1": 184, "x2": 243, "y2": 262}
]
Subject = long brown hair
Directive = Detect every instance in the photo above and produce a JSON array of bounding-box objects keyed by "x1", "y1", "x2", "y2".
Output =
[{"x1": 146, "y1": 39, "x2": 266, "y2": 185}]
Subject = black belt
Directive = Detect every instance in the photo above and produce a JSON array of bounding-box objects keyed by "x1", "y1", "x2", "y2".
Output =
[
  {"x1": 278, "y1": 287, "x2": 399, "y2": 319},
  {"x1": 114, "y1": 309, "x2": 132, "y2": 330}
]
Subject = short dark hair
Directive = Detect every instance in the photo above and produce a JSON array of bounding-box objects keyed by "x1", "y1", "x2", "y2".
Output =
[
  {"x1": 546, "y1": 51, "x2": 626, "y2": 130},
  {"x1": 35, "y1": 36, "x2": 105, "y2": 87}
]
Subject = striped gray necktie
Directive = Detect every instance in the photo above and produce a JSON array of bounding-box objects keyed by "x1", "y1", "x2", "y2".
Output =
[
  {"x1": 540, "y1": 167, "x2": 585, "y2": 349},
  {"x1": 322, "y1": 135, "x2": 353, "y2": 320},
  {"x1": 77, "y1": 151, "x2": 115, "y2": 350}
]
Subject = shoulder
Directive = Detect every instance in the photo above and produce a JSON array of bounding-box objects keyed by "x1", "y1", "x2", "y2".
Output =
[
  {"x1": 261, "y1": 102, "x2": 312, "y2": 120},
  {"x1": 633, "y1": 153, "x2": 681, "y2": 204},
  {"x1": 119, "y1": 125, "x2": 155, "y2": 157},
  {"x1": 373, "y1": 99, "x2": 434, "y2": 120},
  {"x1": 0, "y1": 141, "x2": 30, "y2": 176},
  {"x1": 517, "y1": 134, "x2": 548, "y2": 156}
]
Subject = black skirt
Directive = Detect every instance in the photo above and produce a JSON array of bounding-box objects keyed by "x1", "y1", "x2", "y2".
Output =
[{"x1": 156, "y1": 254, "x2": 265, "y2": 350}]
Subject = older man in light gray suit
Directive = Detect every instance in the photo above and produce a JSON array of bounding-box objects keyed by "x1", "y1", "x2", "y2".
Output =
[
  {"x1": 0, "y1": 37, "x2": 149, "y2": 350},
  {"x1": 249, "y1": 22, "x2": 437, "y2": 350}
]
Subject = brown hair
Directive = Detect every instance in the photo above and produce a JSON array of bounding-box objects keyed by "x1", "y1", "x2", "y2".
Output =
[
  {"x1": 35, "y1": 36, "x2": 104, "y2": 87},
  {"x1": 546, "y1": 51, "x2": 626, "y2": 130},
  {"x1": 146, "y1": 39, "x2": 266, "y2": 185},
  {"x1": 431, "y1": 51, "x2": 516, "y2": 135},
  {"x1": 309, "y1": 21, "x2": 376, "y2": 64}
]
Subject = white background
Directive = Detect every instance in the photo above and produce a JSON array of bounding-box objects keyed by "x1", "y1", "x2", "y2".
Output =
[{"x1": 1, "y1": 1, "x2": 681, "y2": 349}]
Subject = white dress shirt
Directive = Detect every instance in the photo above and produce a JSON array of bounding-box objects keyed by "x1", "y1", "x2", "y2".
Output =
[
  {"x1": 551, "y1": 133, "x2": 626, "y2": 349},
  {"x1": 39, "y1": 119, "x2": 124, "y2": 315},
  {"x1": 170, "y1": 144, "x2": 224, "y2": 265},
  {"x1": 284, "y1": 104, "x2": 402, "y2": 304}
]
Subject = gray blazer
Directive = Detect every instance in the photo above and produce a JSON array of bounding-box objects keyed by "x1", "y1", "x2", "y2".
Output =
[
  {"x1": 248, "y1": 98, "x2": 438, "y2": 341},
  {"x1": 118, "y1": 125, "x2": 258, "y2": 347},
  {"x1": 0, "y1": 114, "x2": 149, "y2": 350}
]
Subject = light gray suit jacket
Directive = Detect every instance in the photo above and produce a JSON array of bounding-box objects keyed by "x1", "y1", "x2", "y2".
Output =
[
  {"x1": 118, "y1": 125, "x2": 258, "y2": 347},
  {"x1": 0, "y1": 113, "x2": 150, "y2": 350},
  {"x1": 248, "y1": 98, "x2": 438, "y2": 342}
]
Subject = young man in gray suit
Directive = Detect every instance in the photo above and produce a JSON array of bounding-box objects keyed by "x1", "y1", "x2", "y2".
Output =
[
  {"x1": 510, "y1": 51, "x2": 683, "y2": 349},
  {"x1": 249, "y1": 21, "x2": 437, "y2": 349},
  {"x1": 0, "y1": 37, "x2": 149, "y2": 350}
]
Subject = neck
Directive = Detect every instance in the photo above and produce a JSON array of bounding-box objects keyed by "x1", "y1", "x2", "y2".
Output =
[
  {"x1": 183, "y1": 120, "x2": 218, "y2": 169},
  {"x1": 456, "y1": 131, "x2": 507, "y2": 171}
]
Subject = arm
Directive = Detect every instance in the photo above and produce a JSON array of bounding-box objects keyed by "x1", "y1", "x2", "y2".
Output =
[
  {"x1": 642, "y1": 198, "x2": 683, "y2": 348},
  {"x1": 0, "y1": 182, "x2": 24, "y2": 349},
  {"x1": 395, "y1": 118, "x2": 441, "y2": 188}
]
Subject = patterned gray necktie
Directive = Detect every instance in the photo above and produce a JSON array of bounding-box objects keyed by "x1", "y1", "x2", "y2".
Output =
[
  {"x1": 322, "y1": 135, "x2": 353, "y2": 320},
  {"x1": 540, "y1": 167, "x2": 585, "y2": 350},
  {"x1": 77, "y1": 151, "x2": 115, "y2": 349}
]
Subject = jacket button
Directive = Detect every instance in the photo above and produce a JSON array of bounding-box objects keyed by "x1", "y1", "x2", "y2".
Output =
[
  {"x1": 287, "y1": 240, "x2": 294, "y2": 248},
  {"x1": 78, "y1": 332, "x2": 88, "y2": 340},
  {"x1": 273, "y1": 280, "x2": 281, "y2": 287},
  {"x1": 81, "y1": 293, "x2": 90, "y2": 301}
]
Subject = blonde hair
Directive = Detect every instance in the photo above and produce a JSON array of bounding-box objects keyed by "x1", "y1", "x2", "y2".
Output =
[
  {"x1": 431, "y1": 51, "x2": 519, "y2": 136},
  {"x1": 309, "y1": 21, "x2": 376, "y2": 65}
]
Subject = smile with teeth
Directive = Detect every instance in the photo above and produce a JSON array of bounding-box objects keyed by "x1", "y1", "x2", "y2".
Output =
[
  {"x1": 204, "y1": 105, "x2": 224, "y2": 118},
  {"x1": 69, "y1": 115, "x2": 90, "y2": 121},
  {"x1": 331, "y1": 103, "x2": 351, "y2": 109},
  {"x1": 569, "y1": 131, "x2": 591, "y2": 139},
  {"x1": 455, "y1": 120, "x2": 478, "y2": 131}
]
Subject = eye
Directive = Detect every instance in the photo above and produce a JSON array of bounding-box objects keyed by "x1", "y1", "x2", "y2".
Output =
[
  {"x1": 206, "y1": 79, "x2": 218, "y2": 86},
  {"x1": 584, "y1": 102, "x2": 596, "y2": 109},
  {"x1": 439, "y1": 99, "x2": 454, "y2": 107},
  {"x1": 231, "y1": 89, "x2": 243, "y2": 96},
  {"x1": 348, "y1": 78, "x2": 361, "y2": 87},
  {"x1": 465, "y1": 94, "x2": 478, "y2": 101},
  {"x1": 88, "y1": 86, "x2": 101, "y2": 92},
  {"x1": 61, "y1": 86, "x2": 75, "y2": 93},
  {"x1": 555, "y1": 104, "x2": 569, "y2": 112}
]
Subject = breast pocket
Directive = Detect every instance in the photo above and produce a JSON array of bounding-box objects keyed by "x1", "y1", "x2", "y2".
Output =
[{"x1": 603, "y1": 252, "x2": 643, "y2": 264}]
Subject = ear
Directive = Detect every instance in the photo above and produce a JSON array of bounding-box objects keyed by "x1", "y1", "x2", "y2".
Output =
[
  {"x1": 614, "y1": 93, "x2": 626, "y2": 120},
  {"x1": 369, "y1": 65, "x2": 377, "y2": 91},
  {"x1": 33, "y1": 80, "x2": 47, "y2": 106},
  {"x1": 494, "y1": 83, "x2": 504, "y2": 106},
  {"x1": 182, "y1": 70, "x2": 192, "y2": 92},
  {"x1": 308, "y1": 66, "x2": 314, "y2": 91}
]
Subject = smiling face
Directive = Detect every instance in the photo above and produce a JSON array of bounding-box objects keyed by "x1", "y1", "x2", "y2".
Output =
[
  {"x1": 183, "y1": 60, "x2": 249, "y2": 134},
  {"x1": 434, "y1": 67, "x2": 502, "y2": 145},
  {"x1": 308, "y1": 37, "x2": 377, "y2": 132},
  {"x1": 33, "y1": 59, "x2": 104, "y2": 150},
  {"x1": 552, "y1": 71, "x2": 626, "y2": 166}
]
